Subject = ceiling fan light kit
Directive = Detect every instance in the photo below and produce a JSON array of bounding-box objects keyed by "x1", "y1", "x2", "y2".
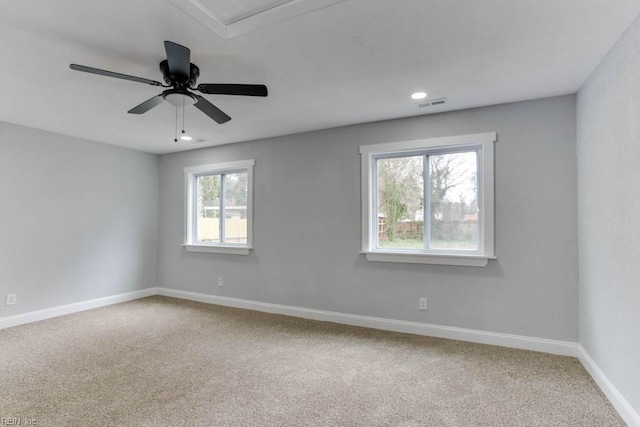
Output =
[
  {"x1": 70, "y1": 41, "x2": 268, "y2": 141},
  {"x1": 163, "y1": 90, "x2": 197, "y2": 108}
]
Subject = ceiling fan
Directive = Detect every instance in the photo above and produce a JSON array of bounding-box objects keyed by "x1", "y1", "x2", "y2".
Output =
[{"x1": 70, "y1": 41, "x2": 268, "y2": 125}]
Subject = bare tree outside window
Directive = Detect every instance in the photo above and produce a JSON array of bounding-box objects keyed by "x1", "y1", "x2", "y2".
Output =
[
  {"x1": 377, "y1": 156, "x2": 423, "y2": 248},
  {"x1": 429, "y1": 152, "x2": 478, "y2": 250},
  {"x1": 376, "y1": 150, "x2": 478, "y2": 250}
]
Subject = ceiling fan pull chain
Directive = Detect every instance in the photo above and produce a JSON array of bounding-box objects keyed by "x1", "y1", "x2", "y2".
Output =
[
  {"x1": 182, "y1": 97, "x2": 186, "y2": 135},
  {"x1": 174, "y1": 107, "x2": 178, "y2": 142}
]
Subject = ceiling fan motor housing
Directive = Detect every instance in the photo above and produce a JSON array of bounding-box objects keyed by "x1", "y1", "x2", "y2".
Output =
[{"x1": 159, "y1": 60, "x2": 200, "y2": 88}]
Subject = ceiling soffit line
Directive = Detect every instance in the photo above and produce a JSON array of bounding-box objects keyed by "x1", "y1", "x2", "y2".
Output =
[{"x1": 165, "y1": 0, "x2": 347, "y2": 40}]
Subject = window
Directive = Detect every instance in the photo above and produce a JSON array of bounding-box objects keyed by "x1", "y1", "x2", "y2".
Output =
[
  {"x1": 360, "y1": 133, "x2": 496, "y2": 267},
  {"x1": 184, "y1": 160, "x2": 254, "y2": 254}
]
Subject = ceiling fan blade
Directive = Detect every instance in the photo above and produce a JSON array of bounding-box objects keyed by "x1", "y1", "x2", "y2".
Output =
[
  {"x1": 128, "y1": 95, "x2": 165, "y2": 114},
  {"x1": 164, "y1": 41, "x2": 190, "y2": 80},
  {"x1": 194, "y1": 95, "x2": 231, "y2": 124},
  {"x1": 197, "y1": 84, "x2": 268, "y2": 97},
  {"x1": 70, "y1": 64, "x2": 162, "y2": 86}
]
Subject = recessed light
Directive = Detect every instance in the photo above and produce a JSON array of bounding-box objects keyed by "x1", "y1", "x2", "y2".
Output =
[
  {"x1": 180, "y1": 135, "x2": 193, "y2": 141},
  {"x1": 411, "y1": 92, "x2": 428, "y2": 100}
]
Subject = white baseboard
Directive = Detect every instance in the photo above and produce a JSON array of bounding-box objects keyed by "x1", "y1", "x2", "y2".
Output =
[
  {"x1": 4, "y1": 286, "x2": 636, "y2": 424},
  {"x1": 0, "y1": 287, "x2": 159, "y2": 330},
  {"x1": 156, "y1": 287, "x2": 578, "y2": 357},
  {"x1": 157, "y1": 288, "x2": 637, "y2": 424},
  {"x1": 0, "y1": 287, "x2": 578, "y2": 357},
  {"x1": 578, "y1": 345, "x2": 640, "y2": 427}
]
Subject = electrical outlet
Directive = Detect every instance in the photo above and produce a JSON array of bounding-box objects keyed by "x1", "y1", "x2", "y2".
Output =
[
  {"x1": 419, "y1": 297, "x2": 427, "y2": 311},
  {"x1": 217, "y1": 277, "x2": 223, "y2": 287},
  {"x1": 5, "y1": 293, "x2": 16, "y2": 306}
]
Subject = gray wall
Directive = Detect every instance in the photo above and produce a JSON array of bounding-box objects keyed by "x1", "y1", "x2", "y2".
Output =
[
  {"x1": 158, "y1": 95, "x2": 578, "y2": 342},
  {"x1": 0, "y1": 122, "x2": 159, "y2": 317},
  {"x1": 577, "y1": 15, "x2": 640, "y2": 414}
]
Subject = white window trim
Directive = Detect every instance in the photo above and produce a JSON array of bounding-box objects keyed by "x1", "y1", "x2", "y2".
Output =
[
  {"x1": 359, "y1": 132, "x2": 496, "y2": 267},
  {"x1": 183, "y1": 159, "x2": 255, "y2": 255}
]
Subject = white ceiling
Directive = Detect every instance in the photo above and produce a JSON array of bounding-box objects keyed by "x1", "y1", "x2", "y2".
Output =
[{"x1": 0, "y1": 0, "x2": 638, "y2": 154}]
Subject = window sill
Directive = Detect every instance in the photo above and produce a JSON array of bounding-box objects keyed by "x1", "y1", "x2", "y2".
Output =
[
  {"x1": 183, "y1": 244, "x2": 252, "y2": 255},
  {"x1": 363, "y1": 251, "x2": 495, "y2": 267}
]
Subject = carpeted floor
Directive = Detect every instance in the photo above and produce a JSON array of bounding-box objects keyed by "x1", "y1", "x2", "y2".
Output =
[{"x1": 0, "y1": 296, "x2": 623, "y2": 426}]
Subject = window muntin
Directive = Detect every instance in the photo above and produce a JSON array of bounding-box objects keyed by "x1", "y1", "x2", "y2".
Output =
[
  {"x1": 360, "y1": 133, "x2": 495, "y2": 266},
  {"x1": 184, "y1": 160, "x2": 254, "y2": 253}
]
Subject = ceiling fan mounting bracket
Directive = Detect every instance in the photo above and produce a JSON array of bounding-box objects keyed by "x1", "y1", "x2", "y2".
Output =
[{"x1": 159, "y1": 60, "x2": 200, "y2": 88}]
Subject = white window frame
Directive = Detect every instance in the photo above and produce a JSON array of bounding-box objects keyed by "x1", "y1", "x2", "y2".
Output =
[
  {"x1": 360, "y1": 133, "x2": 496, "y2": 267},
  {"x1": 183, "y1": 159, "x2": 254, "y2": 255}
]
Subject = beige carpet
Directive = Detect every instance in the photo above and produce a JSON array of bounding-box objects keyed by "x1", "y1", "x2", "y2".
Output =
[{"x1": 0, "y1": 296, "x2": 623, "y2": 426}]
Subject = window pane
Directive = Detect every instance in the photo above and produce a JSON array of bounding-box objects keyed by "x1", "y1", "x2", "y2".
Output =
[
  {"x1": 376, "y1": 156, "x2": 424, "y2": 249},
  {"x1": 223, "y1": 172, "x2": 248, "y2": 244},
  {"x1": 196, "y1": 175, "x2": 220, "y2": 243},
  {"x1": 429, "y1": 151, "x2": 478, "y2": 250}
]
